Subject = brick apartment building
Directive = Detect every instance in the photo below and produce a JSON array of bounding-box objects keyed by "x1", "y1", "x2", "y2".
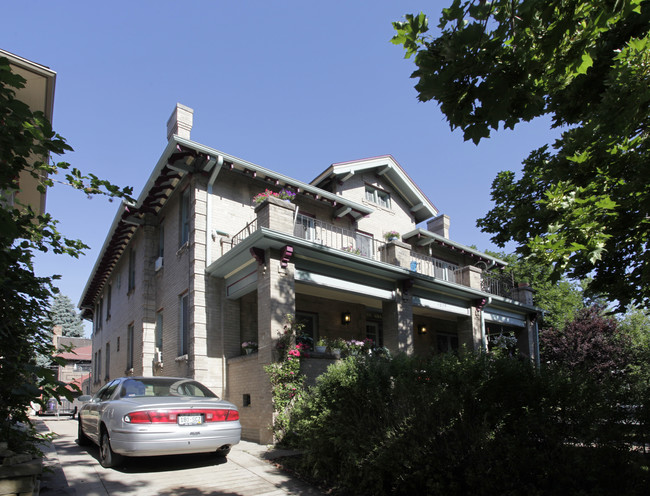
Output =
[{"x1": 80, "y1": 104, "x2": 539, "y2": 443}]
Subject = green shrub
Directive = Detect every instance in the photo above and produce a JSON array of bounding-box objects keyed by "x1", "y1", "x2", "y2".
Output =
[{"x1": 284, "y1": 352, "x2": 649, "y2": 496}]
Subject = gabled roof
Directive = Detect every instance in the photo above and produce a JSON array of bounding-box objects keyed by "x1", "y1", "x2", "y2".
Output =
[
  {"x1": 56, "y1": 345, "x2": 92, "y2": 361},
  {"x1": 311, "y1": 155, "x2": 439, "y2": 224},
  {"x1": 79, "y1": 136, "x2": 374, "y2": 316}
]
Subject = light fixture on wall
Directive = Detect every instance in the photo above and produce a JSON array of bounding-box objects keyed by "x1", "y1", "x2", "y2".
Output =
[
  {"x1": 417, "y1": 324, "x2": 427, "y2": 335},
  {"x1": 341, "y1": 312, "x2": 351, "y2": 325}
]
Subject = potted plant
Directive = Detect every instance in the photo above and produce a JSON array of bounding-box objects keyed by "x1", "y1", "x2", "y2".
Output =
[
  {"x1": 384, "y1": 230, "x2": 400, "y2": 242},
  {"x1": 253, "y1": 188, "x2": 296, "y2": 204},
  {"x1": 342, "y1": 245, "x2": 361, "y2": 255},
  {"x1": 344, "y1": 339, "x2": 365, "y2": 356},
  {"x1": 241, "y1": 341, "x2": 258, "y2": 355},
  {"x1": 330, "y1": 337, "x2": 345, "y2": 358},
  {"x1": 315, "y1": 337, "x2": 327, "y2": 354}
]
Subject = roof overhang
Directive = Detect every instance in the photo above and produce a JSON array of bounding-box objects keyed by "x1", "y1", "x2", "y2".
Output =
[
  {"x1": 207, "y1": 228, "x2": 534, "y2": 313},
  {"x1": 0, "y1": 49, "x2": 56, "y2": 121},
  {"x1": 403, "y1": 228, "x2": 508, "y2": 269},
  {"x1": 79, "y1": 137, "x2": 374, "y2": 315},
  {"x1": 311, "y1": 155, "x2": 439, "y2": 224}
]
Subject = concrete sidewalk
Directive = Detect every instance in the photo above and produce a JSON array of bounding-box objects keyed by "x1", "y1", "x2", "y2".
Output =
[{"x1": 35, "y1": 417, "x2": 321, "y2": 496}]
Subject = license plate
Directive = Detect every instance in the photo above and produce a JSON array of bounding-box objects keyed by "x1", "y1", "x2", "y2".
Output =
[{"x1": 178, "y1": 415, "x2": 203, "y2": 426}]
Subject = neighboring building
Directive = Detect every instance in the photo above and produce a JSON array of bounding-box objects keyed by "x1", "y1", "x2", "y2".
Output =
[
  {"x1": 0, "y1": 49, "x2": 56, "y2": 215},
  {"x1": 80, "y1": 104, "x2": 540, "y2": 443},
  {"x1": 51, "y1": 325, "x2": 92, "y2": 390}
]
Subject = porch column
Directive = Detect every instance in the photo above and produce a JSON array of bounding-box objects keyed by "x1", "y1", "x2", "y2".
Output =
[
  {"x1": 459, "y1": 265, "x2": 483, "y2": 291},
  {"x1": 517, "y1": 313, "x2": 539, "y2": 364},
  {"x1": 382, "y1": 281, "x2": 414, "y2": 354},
  {"x1": 256, "y1": 248, "x2": 296, "y2": 444},
  {"x1": 255, "y1": 196, "x2": 296, "y2": 233},
  {"x1": 458, "y1": 302, "x2": 483, "y2": 352}
]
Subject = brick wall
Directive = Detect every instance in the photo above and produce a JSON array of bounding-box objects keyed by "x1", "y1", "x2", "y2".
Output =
[{"x1": 227, "y1": 355, "x2": 273, "y2": 443}]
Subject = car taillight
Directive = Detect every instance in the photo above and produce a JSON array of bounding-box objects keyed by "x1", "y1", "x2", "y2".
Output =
[{"x1": 124, "y1": 409, "x2": 239, "y2": 423}]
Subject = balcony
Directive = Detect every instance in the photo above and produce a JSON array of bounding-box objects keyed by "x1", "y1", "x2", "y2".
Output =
[
  {"x1": 293, "y1": 214, "x2": 385, "y2": 260},
  {"x1": 224, "y1": 208, "x2": 514, "y2": 299}
]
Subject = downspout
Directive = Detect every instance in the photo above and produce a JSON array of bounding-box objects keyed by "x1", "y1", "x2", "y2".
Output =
[
  {"x1": 480, "y1": 297, "x2": 492, "y2": 352},
  {"x1": 206, "y1": 155, "x2": 223, "y2": 265},
  {"x1": 204, "y1": 154, "x2": 227, "y2": 397}
]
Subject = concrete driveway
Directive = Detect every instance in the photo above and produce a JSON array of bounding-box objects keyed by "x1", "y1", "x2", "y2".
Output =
[{"x1": 36, "y1": 417, "x2": 321, "y2": 496}]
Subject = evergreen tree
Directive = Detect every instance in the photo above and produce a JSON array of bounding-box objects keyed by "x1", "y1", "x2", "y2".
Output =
[{"x1": 49, "y1": 294, "x2": 85, "y2": 337}]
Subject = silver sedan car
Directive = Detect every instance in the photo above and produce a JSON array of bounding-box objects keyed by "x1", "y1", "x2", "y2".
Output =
[{"x1": 78, "y1": 376, "x2": 241, "y2": 468}]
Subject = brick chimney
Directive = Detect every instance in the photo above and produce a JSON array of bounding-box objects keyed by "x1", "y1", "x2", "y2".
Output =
[
  {"x1": 166, "y1": 103, "x2": 193, "y2": 141},
  {"x1": 427, "y1": 214, "x2": 450, "y2": 239},
  {"x1": 52, "y1": 325, "x2": 63, "y2": 347}
]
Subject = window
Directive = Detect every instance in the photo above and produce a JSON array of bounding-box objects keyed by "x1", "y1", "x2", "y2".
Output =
[
  {"x1": 179, "y1": 294, "x2": 189, "y2": 356},
  {"x1": 366, "y1": 321, "x2": 383, "y2": 347},
  {"x1": 365, "y1": 185, "x2": 391, "y2": 209},
  {"x1": 98, "y1": 379, "x2": 119, "y2": 401},
  {"x1": 93, "y1": 352, "x2": 98, "y2": 382},
  {"x1": 180, "y1": 189, "x2": 190, "y2": 246},
  {"x1": 96, "y1": 298, "x2": 103, "y2": 331},
  {"x1": 106, "y1": 284, "x2": 112, "y2": 320},
  {"x1": 94, "y1": 305, "x2": 99, "y2": 333},
  {"x1": 105, "y1": 342, "x2": 110, "y2": 380},
  {"x1": 126, "y1": 324, "x2": 134, "y2": 370},
  {"x1": 355, "y1": 231, "x2": 374, "y2": 258},
  {"x1": 155, "y1": 311, "x2": 163, "y2": 351},
  {"x1": 158, "y1": 222, "x2": 165, "y2": 258},
  {"x1": 128, "y1": 248, "x2": 136, "y2": 292},
  {"x1": 97, "y1": 349, "x2": 102, "y2": 382},
  {"x1": 296, "y1": 312, "x2": 318, "y2": 349},
  {"x1": 116, "y1": 336, "x2": 120, "y2": 352},
  {"x1": 294, "y1": 213, "x2": 317, "y2": 241},
  {"x1": 437, "y1": 333, "x2": 459, "y2": 353}
]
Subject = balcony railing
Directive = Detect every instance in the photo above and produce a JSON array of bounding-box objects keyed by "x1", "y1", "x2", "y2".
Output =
[
  {"x1": 481, "y1": 272, "x2": 514, "y2": 298},
  {"x1": 223, "y1": 213, "x2": 515, "y2": 299},
  {"x1": 409, "y1": 252, "x2": 461, "y2": 284},
  {"x1": 294, "y1": 214, "x2": 385, "y2": 261},
  {"x1": 231, "y1": 218, "x2": 257, "y2": 249}
]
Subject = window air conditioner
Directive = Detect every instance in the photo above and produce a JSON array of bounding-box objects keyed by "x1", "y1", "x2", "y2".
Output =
[
  {"x1": 154, "y1": 349, "x2": 163, "y2": 364},
  {"x1": 154, "y1": 256, "x2": 164, "y2": 271}
]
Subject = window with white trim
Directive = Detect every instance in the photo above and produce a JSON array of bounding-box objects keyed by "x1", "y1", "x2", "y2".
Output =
[{"x1": 365, "y1": 185, "x2": 391, "y2": 209}]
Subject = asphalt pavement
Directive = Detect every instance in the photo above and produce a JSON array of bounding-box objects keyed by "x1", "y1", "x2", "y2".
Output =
[{"x1": 35, "y1": 416, "x2": 322, "y2": 496}]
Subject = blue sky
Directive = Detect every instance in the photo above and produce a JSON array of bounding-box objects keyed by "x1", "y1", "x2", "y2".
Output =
[{"x1": 3, "y1": 1, "x2": 557, "y2": 330}]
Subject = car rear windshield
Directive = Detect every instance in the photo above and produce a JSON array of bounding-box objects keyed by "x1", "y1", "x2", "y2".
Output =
[{"x1": 119, "y1": 378, "x2": 217, "y2": 398}]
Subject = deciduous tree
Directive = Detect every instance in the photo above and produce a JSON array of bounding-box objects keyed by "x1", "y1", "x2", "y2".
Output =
[
  {"x1": 0, "y1": 56, "x2": 132, "y2": 453},
  {"x1": 393, "y1": 1, "x2": 650, "y2": 310},
  {"x1": 539, "y1": 305, "x2": 631, "y2": 380}
]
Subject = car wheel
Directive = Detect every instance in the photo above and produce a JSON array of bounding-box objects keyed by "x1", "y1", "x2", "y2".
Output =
[
  {"x1": 99, "y1": 430, "x2": 123, "y2": 468},
  {"x1": 214, "y1": 446, "x2": 231, "y2": 458},
  {"x1": 77, "y1": 420, "x2": 91, "y2": 446}
]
